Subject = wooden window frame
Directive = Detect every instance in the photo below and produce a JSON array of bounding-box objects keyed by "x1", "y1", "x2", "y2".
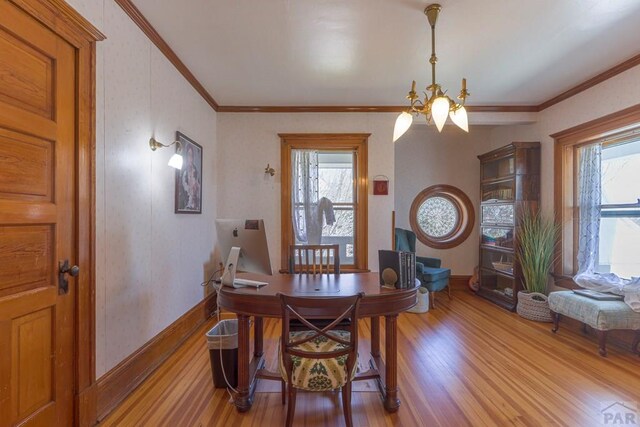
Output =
[
  {"x1": 552, "y1": 104, "x2": 640, "y2": 288},
  {"x1": 409, "y1": 184, "x2": 475, "y2": 249},
  {"x1": 279, "y1": 133, "x2": 369, "y2": 272}
]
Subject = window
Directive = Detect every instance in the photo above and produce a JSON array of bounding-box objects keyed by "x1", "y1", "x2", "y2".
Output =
[
  {"x1": 317, "y1": 152, "x2": 356, "y2": 262},
  {"x1": 409, "y1": 185, "x2": 474, "y2": 249},
  {"x1": 597, "y1": 139, "x2": 640, "y2": 277},
  {"x1": 553, "y1": 105, "x2": 640, "y2": 283},
  {"x1": 280, "y1": 134, "x2": 369, "y2": 272}
]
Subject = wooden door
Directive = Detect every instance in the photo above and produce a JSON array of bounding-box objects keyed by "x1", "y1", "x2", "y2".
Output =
[{"x1": 0, "y1": 2, "x2": 78, "y2": 425}]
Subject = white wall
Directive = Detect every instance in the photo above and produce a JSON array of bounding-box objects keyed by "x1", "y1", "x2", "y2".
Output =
[
  {"x1": 394, "y1": 125, "x2": 495, "y2": 275},
  {"x1": 216, "y1": 113, "x2": 397, "y2": 272},
  {"x1": 66, "y1": 0, "x2": 218, "y2": 378}
]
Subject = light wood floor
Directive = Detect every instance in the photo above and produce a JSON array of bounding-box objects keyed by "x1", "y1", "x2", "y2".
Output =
[{"x1": 100, "y1": 290, "x2": 640, "y2": 426}]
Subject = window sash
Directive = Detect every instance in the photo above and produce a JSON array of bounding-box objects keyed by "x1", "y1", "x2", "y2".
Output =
[{"x1": 600, "y1": 202, "x2": 640, "y2": 218}]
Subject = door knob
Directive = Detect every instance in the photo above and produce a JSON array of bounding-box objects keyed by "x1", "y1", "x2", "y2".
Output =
[{"x1": 58, "y1": 260, "x2": 80, "y2": 294}]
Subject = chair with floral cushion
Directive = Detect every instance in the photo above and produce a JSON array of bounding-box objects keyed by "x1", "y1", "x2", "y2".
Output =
[{"x1": 277, "y1": 292, "x2": 362, "y2": 427}]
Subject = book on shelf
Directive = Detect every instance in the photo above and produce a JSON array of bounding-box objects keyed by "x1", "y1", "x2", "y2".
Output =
[{"x1": 378, "y1": 250, "x2": 416, "y2": 289}]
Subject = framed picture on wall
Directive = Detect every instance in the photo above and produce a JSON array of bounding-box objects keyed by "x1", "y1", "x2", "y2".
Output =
[{"x1": 175, "y1": 131, "x2": 203, "y2": 214}]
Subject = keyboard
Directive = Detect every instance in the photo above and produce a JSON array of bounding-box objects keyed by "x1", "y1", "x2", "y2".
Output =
[{"x1": 233, "y1": 278, "x2": 268, "y2": 288}]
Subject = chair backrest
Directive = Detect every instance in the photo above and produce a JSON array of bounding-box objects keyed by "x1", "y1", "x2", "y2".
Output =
[
  {"x1": 278, "y1": 293, "x2": 362, "y2": 362},
  {"x1": 289, "y1": 244, "x2": 340, "y2": 275},
  {"x1": 394, "y1": 228, "x2": 416, "y2": 253}
]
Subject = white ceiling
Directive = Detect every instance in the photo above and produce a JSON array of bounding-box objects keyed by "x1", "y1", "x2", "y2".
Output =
[{"x1": 133, "y1": 0, "x2": 640, "y2": 107}]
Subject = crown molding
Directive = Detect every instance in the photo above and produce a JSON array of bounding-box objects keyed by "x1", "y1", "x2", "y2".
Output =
[
  {"x1": 10, "y1": 0, "x2": 105, "y2": 44},
  {"x1": 538, "y1": 52, "x2": 640, "y2": 111},
  {"x1": 113, "y1": 0, "x2": 219, "y2": 111},
  {"x1": 217, "y1": 105, "x2": 404, "y2": 113},
  {"x1": 48, "y1": 0, "x2": 106, "y2": 41},
  {"x1": 217, "y1": 105, "x2": 539, "y2": 113},
  {"x1": 114, "y1": 1, "x2": 640, "y2": 116}
]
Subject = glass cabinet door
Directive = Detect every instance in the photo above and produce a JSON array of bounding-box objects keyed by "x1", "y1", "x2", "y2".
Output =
[
  {"x1": 481, "y1": 250, "x2": 515, "y2": 275},
  {"x1": 481, "y1": 227, "x2": 514, "y2": 249},
  {"x1": 481, "y1": 204, "x2": 514, "y2": 225},
  {"x1": 481, "y1": 157, "x2": 514, "y2": 181},
  {"x1": 481, "y1": 180, "x2": 514, "y2": 202},
  {"x1": 480, "y1": 269, "x2": 515, "y2": 299}
]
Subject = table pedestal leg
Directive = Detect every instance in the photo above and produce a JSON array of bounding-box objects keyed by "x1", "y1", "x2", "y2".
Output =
[
  {"x1": 254, "y1": 316, "x2": 263, "y2": 357},
  {"x1": 370, "y1": 316, "x2": 380, "y2": 357},
  {"x1": 383, "y1": 314, "x2": 400, "y2": 412},
  {"x1": 235, "y1": 314, "x2": 252, "y2": 412}
]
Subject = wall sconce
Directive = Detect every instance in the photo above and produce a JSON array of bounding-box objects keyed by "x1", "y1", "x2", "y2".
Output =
[
  {"x1": 149, "y1": 137, "x2": 183, "y2": 169},
  {"x1": 264, "y1": 164, "x2": 275, "y2": 176}
]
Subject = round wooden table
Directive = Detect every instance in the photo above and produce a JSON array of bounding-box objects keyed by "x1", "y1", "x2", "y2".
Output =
[{"x1": 216, "y1": 272, "x2": 419, "y2": 413}]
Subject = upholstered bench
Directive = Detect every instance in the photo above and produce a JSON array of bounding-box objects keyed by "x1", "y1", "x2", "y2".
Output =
[{"x1": 548, "y1": 291, "x2": 640, "y2": 357}]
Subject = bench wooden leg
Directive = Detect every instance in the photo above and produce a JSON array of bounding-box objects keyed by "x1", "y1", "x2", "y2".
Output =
[
  {"x1": 632, "y1": 331, "x2": 640, "y2": 356},
  {"x1": 551, "y1": 311, "x2": 560, "y2": 333},
  {"x1": 597, "y1": 330, "x2": 608, "y2": 357}
]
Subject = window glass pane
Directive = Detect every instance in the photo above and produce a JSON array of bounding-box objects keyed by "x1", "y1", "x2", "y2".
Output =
[
  {"x1": 417, "y1": 196, "x2": 458, "y2": 237},
  {"x1": 597, "y1": 216, "x2": 640, "y2": 278},
  {"x1": 318, "y1": 152, "x2": 353, "y2": 203},
  {"x1": 321, "y1": 209, "x2": 355, "y2": 265},
  {"x1": 292, "y1": 150, "x2": 356, "y2": 265},
  {"x1": 598, "y1": 139, "x2": 640, "y2": 278},
  {"x1": 601, "y1": 140, "x2": 640, "y2": 205}
]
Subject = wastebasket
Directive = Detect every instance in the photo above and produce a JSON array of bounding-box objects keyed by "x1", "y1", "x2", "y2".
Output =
[
  {"x1": 206, "y1": 319, "x2": 238, "y2": 388},
  {"x1": 406, "y1": 287, "x2": 430, "y2": 313}
]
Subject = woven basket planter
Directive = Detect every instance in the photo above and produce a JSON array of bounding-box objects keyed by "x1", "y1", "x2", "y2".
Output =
[{"x1": 517, "y1": 291, "x2": 553, "y2": 322}]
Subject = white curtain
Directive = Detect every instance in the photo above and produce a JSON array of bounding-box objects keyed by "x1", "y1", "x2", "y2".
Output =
[
  {"x1": 573, "y1": 142, "x2": 640, "y2": 311},
  {"x1": 292, "y1": 150, "x2": 318, "y2": 244},
  {"x1": 575, "y1": 143, "x2": 602, "y2": 274}
]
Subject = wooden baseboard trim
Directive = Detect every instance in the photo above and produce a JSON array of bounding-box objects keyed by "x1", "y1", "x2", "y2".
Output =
[
  {"x1": 96, "y1": 291, "x2": 217, "y2": 421},
  {"x1": 449, "y1": 275, "x2": 472, "y2": 290}
]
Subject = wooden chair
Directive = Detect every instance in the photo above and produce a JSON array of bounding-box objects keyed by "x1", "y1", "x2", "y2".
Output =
[
  {"x1": 288, "y1": 244, "x2": 347, "y2": 331},
  {"x1": 278, "y1": 293, "x2": 363, "y2": 427},
  {"x1": 289, "y1": 244, "x2": 340, "y2": 275}
]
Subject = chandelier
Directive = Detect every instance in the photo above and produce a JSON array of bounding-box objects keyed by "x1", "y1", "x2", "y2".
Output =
[{"x1": 393, "y1": 4, "x2": 470, "y2": 142}]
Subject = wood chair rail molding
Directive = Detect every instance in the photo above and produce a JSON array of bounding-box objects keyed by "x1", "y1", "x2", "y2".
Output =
[
  {"x1": 111, "y1": 1, "x2": 639, "y2": 115},
  {"x1": 279, "y1": 133, "x2": 369, "y2": 272},
  {"x1": 552, "y1": 103, "x2": 640, "y2": 287}
]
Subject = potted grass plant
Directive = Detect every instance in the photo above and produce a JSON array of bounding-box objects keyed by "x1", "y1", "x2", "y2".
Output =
[{"x1": 516, "y1": 210, "x2": 558, "y2": 322}]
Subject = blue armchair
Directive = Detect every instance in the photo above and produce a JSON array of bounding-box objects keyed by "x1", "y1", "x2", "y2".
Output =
[{"x1": 395, "y1": 228, "x2": 451, "y2": 309}]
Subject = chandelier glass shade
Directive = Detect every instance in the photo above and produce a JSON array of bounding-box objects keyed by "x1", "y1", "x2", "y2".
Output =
[{"x1": 393, "y1": 4, "x2": 470, "y2": 141}]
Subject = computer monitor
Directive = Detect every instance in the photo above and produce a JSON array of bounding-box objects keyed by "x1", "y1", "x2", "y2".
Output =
[{"x1": 215, "y1": 219, "x2": 273, "y2": 286}]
